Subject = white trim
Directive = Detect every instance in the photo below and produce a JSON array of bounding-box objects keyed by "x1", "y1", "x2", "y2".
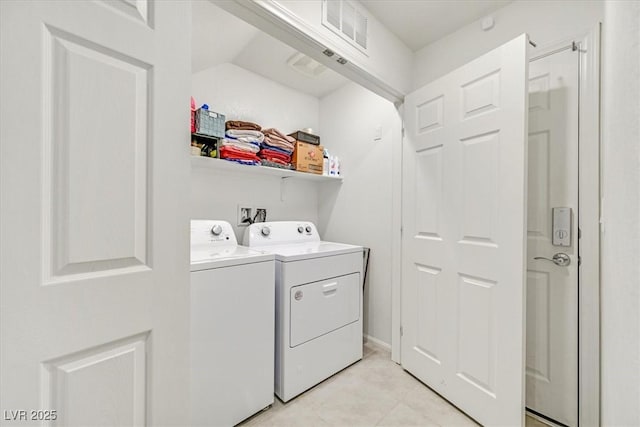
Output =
[
  {"x1": 212, "y1": 0, "x2": 404, "y2": 104},
  {"x1": 576, "y1": 25, "x2": 601, "y2": 427},
  {"x1": 363, "y1": 334, "x2": 391, "y2": 352},
  {"x1": 390, "y1": 103, "x2": 403, "y2": 363}
]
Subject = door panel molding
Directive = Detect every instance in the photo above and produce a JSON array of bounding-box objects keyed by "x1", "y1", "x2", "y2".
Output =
[
  {"x1": 96, "y1": 0, "x2": 153, "y2": 28},
  {"x1": 42, "y1": 332, "x2": 149, "y2": 426},
  {"x1": 42, "y1": 24, "x2": 151, "y2": 284},
  {"x1": 401, "y1": 34, "x2": 529, "y2": 426}
]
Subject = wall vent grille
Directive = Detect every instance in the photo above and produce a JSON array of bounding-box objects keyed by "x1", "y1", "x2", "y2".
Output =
[{"x1": 321, "y1": 0, "x2": 369, "y2": 54}]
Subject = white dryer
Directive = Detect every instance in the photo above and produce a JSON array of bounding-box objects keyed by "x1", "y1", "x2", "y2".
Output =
[
  {"x1": 190, "y1": 220, "x2": 275, "y2": 426},
  {"x1": 243, "y1": 221, "x2": 363, "y2": 402}
]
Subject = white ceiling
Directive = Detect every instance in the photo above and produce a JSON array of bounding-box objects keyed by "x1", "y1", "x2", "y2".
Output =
[
  {"x1": 192, "y1": 0, "x2": 514, "y2": 96},
  {"x1": 192, "y1": 1, "x2": 349, "y2": 98},
  {"x1": 360, "y1": 0, "x2": 513, "y2": 51}
]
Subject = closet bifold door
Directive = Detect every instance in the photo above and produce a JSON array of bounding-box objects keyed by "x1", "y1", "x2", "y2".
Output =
[
  {"x1": 400, "y1": 34, "x2": 529, "y2": 426},
  {"x1": 0, "y1": 1, "x2": 191, "y2": 425}
]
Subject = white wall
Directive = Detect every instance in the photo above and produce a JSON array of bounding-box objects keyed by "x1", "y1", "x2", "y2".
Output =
[
  {"x1": 412, "y1": 0, "x2": 603, "y2": 89},
  {"x1": 275, "y1": 0, "x2": 413, "y2": 95},
  {"x1": 192, "y1": 61, "x2": 401, "y2": 346},
  {"x1": 191, "y1": 63, "x2": 321, "y2": 238},
  {"x1": 601, "y1": 1, "x2": 640, "y2": 425},
  {"x1": 190, "y1": 168, "x2": 319, "y2": 239},
  {"x1": 318, "y1": 82, "x2": 401, "y2": 345},
  {"x1": 192, "y1": 62, "x2": 319, "y2": 133}
]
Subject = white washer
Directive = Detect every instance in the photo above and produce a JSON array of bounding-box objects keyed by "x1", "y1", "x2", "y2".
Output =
[
  {"x1": 243, "y1": 221, "x2": 363, "y2": 402},
  {"x1": 190, "y1": 220, "x2": 274, "y2": 426}
]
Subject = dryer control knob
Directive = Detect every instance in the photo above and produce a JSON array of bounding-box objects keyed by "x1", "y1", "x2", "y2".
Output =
[
  {"x1": 211, "y1": 224, "x2": 222, "y2": 236},
  {"x1": 305, "y1": 225, "x2": 312, "y2": 233},
  {"x1": 297, "y1": 226, "x2": 304, "y2": 233},
  {"x1": 261, "y1": 226, "x2": 271, "y2": 236}
]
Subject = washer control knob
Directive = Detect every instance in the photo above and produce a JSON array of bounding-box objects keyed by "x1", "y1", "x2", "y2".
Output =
[
  {"x1": 211, "y1": 224, "x2": 222, "y2": 236},
  {"x1": 297, "y1": 226, "x2": 304, "y2": 233},
  {"x1": 305, "y1": 225, "x2": 312, "y2": 233},
  {"x1": 261, "y1": 226, "x2": 271, "y2": 237}
]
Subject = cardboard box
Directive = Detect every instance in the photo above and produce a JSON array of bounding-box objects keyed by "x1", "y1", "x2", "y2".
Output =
[
  {"x1": 292, "y1": 141, "x2": 323, "y2": 174},
  {"x1": 288, "y1": 130, "x2": 320, "y2": 145}
]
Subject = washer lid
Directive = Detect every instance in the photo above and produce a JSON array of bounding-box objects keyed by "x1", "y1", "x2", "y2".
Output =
[
  {"x1": 190, "y1": 245, "x2": 274, "y2": 271},
  {"x1": 258, "y1": 241, "x2": 362, "y2": 262}
]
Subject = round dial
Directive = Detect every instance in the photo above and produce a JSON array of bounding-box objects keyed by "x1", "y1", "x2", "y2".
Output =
[
  {"x1": 297, "y1": 226, "x2": 304, "y2": 233},
  {"x1": 261, "y1": 226, "x2": 271, "y2": 236},
  {"x1": 305, "y1": 225, "x2": 312, "y2": 233},
  {"x1": 211, "y1": 224, "x2": 222, "y2": 236}
]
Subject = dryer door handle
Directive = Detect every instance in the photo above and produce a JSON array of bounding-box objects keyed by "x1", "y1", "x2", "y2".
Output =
[{"x1": 322, "y1": 282, "x2": 338, "y2": 296}]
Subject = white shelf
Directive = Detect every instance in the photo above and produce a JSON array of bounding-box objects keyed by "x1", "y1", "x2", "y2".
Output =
[{"x1": 191, "y1": 156, "x2": 343, "y2": 182}]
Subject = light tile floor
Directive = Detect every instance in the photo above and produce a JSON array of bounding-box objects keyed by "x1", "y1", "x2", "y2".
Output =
[{"x1": 240, "y1": 342, "x2": 549, "y2": 426}]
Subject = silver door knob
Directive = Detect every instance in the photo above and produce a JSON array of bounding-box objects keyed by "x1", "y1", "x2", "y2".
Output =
[{"x1": 534, "y1": 253, "x2": 571, "y2": 266}]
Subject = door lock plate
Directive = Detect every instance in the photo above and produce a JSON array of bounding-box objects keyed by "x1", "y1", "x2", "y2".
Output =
[{"x1": 552, "y1": 207, "x2": 571, "y2": 246}]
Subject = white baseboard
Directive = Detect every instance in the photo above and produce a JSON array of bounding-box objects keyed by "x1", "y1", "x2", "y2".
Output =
[{"x1": 363, "y1": 334, "x2": 391, "y2": 351}]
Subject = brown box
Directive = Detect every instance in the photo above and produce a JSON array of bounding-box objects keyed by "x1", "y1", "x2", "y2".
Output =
[
  {"x1": 292, "y1": 141, "x2": 323, "y2": 174},
  {"x1": 288, "y1": 130, "x2": 320, "y2": 145}
]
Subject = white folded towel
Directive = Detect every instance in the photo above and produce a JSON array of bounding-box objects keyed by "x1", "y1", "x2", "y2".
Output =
[{"x1": 225, "y1": 129, "x2": 265, "y2": 144}]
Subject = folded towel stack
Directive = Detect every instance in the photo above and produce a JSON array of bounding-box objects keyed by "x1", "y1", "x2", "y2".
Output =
[
  {"x1": 219, "y1": 146, "x2": 262, "y2": 166},
  {"x1": 226, "y1": 120, "x2": 262, "y2": 131},
  {"x1": 221, "y1": 121, "x2": 264, "y2": 165},
  {"x1": 260, "y1": 128, "x2": 296, "y2": 168}
]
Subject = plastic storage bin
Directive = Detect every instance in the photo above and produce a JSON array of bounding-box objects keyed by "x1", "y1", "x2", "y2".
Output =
[{"x1": 195, "y1": 108, "x2": 225, "y2": 138}]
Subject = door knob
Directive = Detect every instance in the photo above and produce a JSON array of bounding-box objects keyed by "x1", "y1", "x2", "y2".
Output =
[{"x1": 534, "y1": 253, "x2": 571, "y2": 266}]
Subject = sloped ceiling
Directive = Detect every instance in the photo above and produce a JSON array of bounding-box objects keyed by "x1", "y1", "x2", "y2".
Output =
[
  {"x1": 191, "y1": 0, "x2": 349, "y2": 98},
  {"x1": 192, "y1": 0, "x2": 514, "y2": 96},
  {"x1": 191, "y1": 0, "x2": 260, "y2": 73}
]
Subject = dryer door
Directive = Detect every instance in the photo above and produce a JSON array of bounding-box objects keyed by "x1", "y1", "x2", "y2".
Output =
[{"x1": 290, "y1": 273, "x2": 360, "y2": 347}]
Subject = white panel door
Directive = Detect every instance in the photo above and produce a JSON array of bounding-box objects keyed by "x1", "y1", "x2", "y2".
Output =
[
  {"x1": 401, "y1": 34, "x2": 529, "y2": 426},
  {"x1": 526, "y1": 47, "x2": 579, "y2": 426},
  {"x1": 0, "y1": 1, "x2": 191, "y2": 425}
]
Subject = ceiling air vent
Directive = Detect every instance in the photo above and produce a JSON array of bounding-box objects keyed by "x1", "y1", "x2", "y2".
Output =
[
  {"x1": 287, "y1": 52, "x2": 328, "y2": 78},
  {"x1": 322, "y1": 0, "x2": 368, "y2": 54}
]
